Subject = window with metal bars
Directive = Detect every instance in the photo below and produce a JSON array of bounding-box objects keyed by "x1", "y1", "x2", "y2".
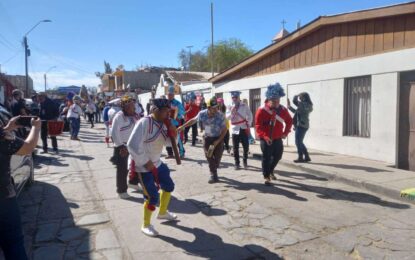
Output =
[{"x1": 343, "y1": 76, "x2": 371, "y2": 138}]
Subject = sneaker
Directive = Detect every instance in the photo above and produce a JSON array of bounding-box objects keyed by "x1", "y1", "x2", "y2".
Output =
[
  {"x1": 118, "y1": 192, "x2": 131, "y2": 199},
  {"x1": 157, "y1": 211, "x2": 177, "y2": 221},
  {"x1": 234, "y1": 165, "x2": 241, "y2": 170},
  {"x1": 270, "y1": 173, "x2": 277, "y2": 180},
  {"x1": 141, "y1": 225, "x2": 159, "y2": 237},
  {"x1": 208, "y1": 175, "x2": 216, "y2": 184}
]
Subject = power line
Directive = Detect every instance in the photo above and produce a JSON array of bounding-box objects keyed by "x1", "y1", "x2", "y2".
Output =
[
  {"x1": 0, "y1": 33, "x2": 18, "y2": 51},
  {"x1": 1, "y1": 50, "x2": 23, "y2": 64},
  {"x1": 30, "y1": 44, "x2": 95, "y2": 75}
]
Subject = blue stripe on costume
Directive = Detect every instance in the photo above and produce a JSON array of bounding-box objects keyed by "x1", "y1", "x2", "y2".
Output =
[{"x1": 139, "y1": 163, "x2": 174, "y2": 206}]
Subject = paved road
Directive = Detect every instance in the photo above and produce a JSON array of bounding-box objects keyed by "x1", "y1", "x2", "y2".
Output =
[{"x1": 10, "y1": 123, "x2": 415, "y2": 259}]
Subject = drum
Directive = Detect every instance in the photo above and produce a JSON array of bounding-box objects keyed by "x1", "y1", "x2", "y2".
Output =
[{"x1": 47, "y1": 120, "x2": 64, "y2": 137}]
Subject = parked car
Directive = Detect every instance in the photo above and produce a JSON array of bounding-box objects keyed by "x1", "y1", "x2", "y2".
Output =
[{"x1": 0, "y1": 104, "x2": 34, "y2": 196}]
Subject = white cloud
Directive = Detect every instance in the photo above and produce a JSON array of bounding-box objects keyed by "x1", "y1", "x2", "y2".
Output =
[{"x1": 30, "y1": 69, "x2": 100, "y2": 91}]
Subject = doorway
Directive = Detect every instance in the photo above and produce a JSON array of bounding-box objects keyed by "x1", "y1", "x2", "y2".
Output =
[{"x1": 398, "y1": 71, "x2": 415, "y2": 171}]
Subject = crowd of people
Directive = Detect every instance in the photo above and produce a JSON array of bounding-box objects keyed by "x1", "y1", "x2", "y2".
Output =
[
  {"x1": 0, "y1": 83, "x2": 314, "y2": 256},
  {"x1": 104, "y1": 83, "x2": 313, "y2": 237}
]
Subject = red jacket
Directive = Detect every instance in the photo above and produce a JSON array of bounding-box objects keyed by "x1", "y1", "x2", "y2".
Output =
[
  {"x1": 185, "y1": 103, "x2": 200, "y2": 122},
  {"x1": 255, "y1": 104, "x2": 293, "y2": 141}
]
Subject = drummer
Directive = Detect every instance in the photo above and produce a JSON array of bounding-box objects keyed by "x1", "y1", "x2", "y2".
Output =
[{"x1": 38, "y1": 92, "x2": 60, "y2": 154}]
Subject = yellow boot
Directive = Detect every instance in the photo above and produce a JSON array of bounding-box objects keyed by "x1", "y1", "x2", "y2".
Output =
[
  {"x1": 157, "y1": 190, "x2": 177, "y2": 220},
  {"x1": 141, "y1": 201, "x2": 158, "y2": 237}
]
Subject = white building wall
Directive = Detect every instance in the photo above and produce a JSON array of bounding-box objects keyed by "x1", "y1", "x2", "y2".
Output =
[{"x1": 213, "y1": 48, "x2": 415, "y2": 163}]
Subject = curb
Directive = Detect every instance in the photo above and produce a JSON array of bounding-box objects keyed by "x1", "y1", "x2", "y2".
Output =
[{"x1": 252, "y1": 152, "x2": 414, "y2": 205}]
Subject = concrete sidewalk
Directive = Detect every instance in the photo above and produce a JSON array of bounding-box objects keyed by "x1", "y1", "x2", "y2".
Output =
[{"x1": 250, "y1": 144, "x2": 415, "y2": 204}]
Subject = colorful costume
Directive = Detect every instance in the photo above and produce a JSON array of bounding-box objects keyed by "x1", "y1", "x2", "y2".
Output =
[
  {"x1": 166, "y1": 86, "x2": 186, "y2": 158},
  {"x1": 226, "y1": 91, "x2": 253, "y2": 169},
  {"x1": 255, "y1": 83, "x2": 293, "y2": 184},
  {"x1": 127, "y1": 98, "x2": 177, "y2": 237},
  {"x1": 196, "y1": 97, "x2": 227, "y2": 183},
  {"x1": 184, "y1": 92, "x2": 200, "y2": 146}
]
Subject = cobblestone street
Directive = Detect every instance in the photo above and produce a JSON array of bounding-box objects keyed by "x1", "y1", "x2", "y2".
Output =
[{"x1": 8, "y1": 124, "x2": 415, "y2": 259}]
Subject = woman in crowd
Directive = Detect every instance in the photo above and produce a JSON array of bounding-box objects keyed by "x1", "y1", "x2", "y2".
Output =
[{"x1": 288, "y1": 92, "x2": 313, "y2": 163}]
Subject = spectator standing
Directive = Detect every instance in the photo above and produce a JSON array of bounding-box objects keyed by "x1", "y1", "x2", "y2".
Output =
[
  {"x1": 38, "y1": 92, "x2": 60, "y2": 153},
  {"x1": 0, "y1": 115, "x2": 41, "y2": 260}
]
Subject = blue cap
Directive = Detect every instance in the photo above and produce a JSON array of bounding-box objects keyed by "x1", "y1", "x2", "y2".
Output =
[
  {"x1": 265, "y1": 83, "x2": 285, "y2": 99},
  {"x1": 168, "y1": 86, "x2": 175, "y2": 94},
  {"x1": 187, "y1": 92, "x2": 196, "y2": 101},
  {"x1": 230, "y1": 91, "x2": 241, "y2": 97}
]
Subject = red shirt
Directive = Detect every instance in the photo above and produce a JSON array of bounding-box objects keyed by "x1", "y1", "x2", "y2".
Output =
[
  {"x1": 255, "y1": 104, "x2": 293, "y2": 141},
  {"x1": 185, "y1": 103, "x2": 200, "y2": 122}
]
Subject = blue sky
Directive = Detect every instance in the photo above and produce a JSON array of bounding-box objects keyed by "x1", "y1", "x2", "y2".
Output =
[{"x1": 0, "y1": 0, "x2": 406, "y2": 91}]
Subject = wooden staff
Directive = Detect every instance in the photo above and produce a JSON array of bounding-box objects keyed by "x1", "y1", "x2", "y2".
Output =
[{"x1": 164, "y1": 119, "x2": 181, "y2": 165}]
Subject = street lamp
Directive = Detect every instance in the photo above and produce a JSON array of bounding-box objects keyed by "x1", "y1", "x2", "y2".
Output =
[
  {"x1": 44, "y1": 65, "x2": 57, "y2": 92},
  {"x1": 23, "y1": 19, "x2": 52, "y2": 96}
]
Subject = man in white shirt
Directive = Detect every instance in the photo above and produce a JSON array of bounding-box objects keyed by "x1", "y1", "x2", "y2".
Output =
[
  {"x1": 226, "y1": 91, "x2": 253, "y2": 170},
  {"x1": 67, "y1": 96, "x2": 83, "y2": 140},
  {"x1": 127, "y1": 98, "x2": 178, "y2": 237},
  {"x1": 111, "y1": 96, "x2": 140, "y2": 199}
]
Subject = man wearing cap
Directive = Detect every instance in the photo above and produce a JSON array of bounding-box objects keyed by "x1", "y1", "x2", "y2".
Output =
[
  {"x1": 111, "y1": 96, "x2": 140, "y2": 199},
  {"x1": 184, "y1": 92, "x2": 199, "y2": 146},
  {"x1": 226, "y1": 91, "x2": 253, "y2": 170},
  {"x1": 38, "y1": 92, "x2": 60, "y2": 153},
  {"x1": 178, "y1": 97, "x2": 227, "y2": 184},
  {"x1": 255, "y1": 83, "x2": 292, "y2": 185},
  {"x1": 166, "y1": 85, "x2": 185, "y2": 159},
  {"x1": 127, "y1": 98, "x2": 178, "y2": 237}
]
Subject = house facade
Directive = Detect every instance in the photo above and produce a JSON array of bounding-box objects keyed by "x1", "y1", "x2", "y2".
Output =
[{"x1": 210, "y1": 2, "x2": 415, "y2": 170}]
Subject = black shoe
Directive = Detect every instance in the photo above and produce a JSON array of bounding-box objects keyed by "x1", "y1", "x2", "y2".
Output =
[
  {"x1": 234, "y1": 164, "x2": 241, "y2": 170},
  {"x1": 264, "y1": 177, "x2": 271, "y2": 186},
  {"x1": 294, "y1": 158, "x2": 305, "y2": 163},
  {"x1": 53, "y1": 149, "x2": 59, "y2": 154},
  {"x1": 270, "y1": 173, "x2": 277, "y2": 180},
  {"x1": 41, "y1": 150, "x2": 48, "y2": 154},
  {"x1": 304, "y1": 156, "x2": 311, "y2": 162}
]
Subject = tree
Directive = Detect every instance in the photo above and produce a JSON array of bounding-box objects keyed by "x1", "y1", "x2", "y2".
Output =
[
  {"x1": 95, "y1": 60, "x2": 113, "y2": 78},
  {"x1": 208, "y1": 38, "x2": 253, "y2": 72},
  {"x1": 177, "y1": 38, "x2": 253, "y2": 73}
]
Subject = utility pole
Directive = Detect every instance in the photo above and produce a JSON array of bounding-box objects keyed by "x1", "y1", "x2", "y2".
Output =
[
  {"x1": 186, "y1": 45, "x2": 193, "y2": 71},
  {"x1": 210, "y1": 2, "x2": 214, "y2": 78},
  {"x1": 24, "y1": 36, "x2": 29, "y2": 96},
  {"x1": 44, "y1": 73, "x2": 47, "y2": 92}
]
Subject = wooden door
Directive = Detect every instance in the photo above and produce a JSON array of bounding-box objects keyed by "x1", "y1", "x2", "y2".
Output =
[{"x1": 398, "y1": 71, "x2": 415, "y2": 171}]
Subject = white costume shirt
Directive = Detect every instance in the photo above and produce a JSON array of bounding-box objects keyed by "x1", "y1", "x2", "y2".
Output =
[
  {"x1": 226, "y1": 103, "x2": 253, "y2": 135},
  {"x1": 127, "y1": 116, "x2": 169, "y2": 173},
  {"x1": 111, "y1": 111, "x2": 140, "y2": 147},
  {"x1": 108, "y1": 106, "x2": 121, "y2": 124},
  {"x1": 67, "y1": 104, "x2": 82, "y2": 119}
]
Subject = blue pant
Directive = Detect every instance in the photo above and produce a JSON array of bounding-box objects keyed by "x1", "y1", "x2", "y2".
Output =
[
  {"x1": 295, "y1": 127, "x2": 309, "y2": 158},
  {"x1": 0, "y1": 197, "x2": 28, "y2": 260},
  {"x1": 69, "y1": 117, "x2": 80, "y2": 138},
  {"x1": 139, "y1": 163, "x2": 174, "y2": 206}
]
